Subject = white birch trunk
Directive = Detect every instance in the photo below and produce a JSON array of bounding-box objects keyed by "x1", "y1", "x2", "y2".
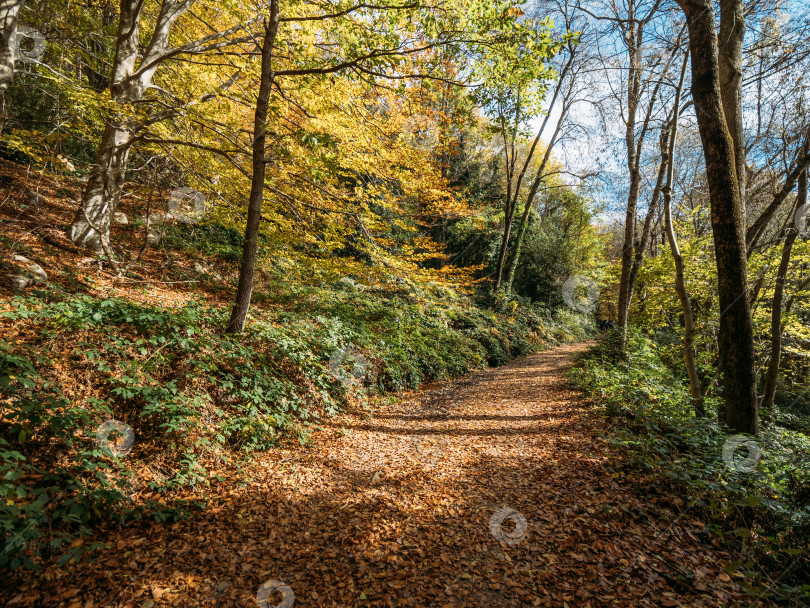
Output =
[{"x1": 0, "y1": 0, "x2": 24, "y2": 89}]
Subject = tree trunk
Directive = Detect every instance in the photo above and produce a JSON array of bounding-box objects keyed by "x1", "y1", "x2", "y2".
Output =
[
  {"x1": 718, "y1": 0, "x2": 746, "y2": 216},
  {"x1": 761, "y1": 154, "x2": 807, "y2": 410},
  {"x1": 617, "y1": 112, "x2": 640, "y2": 337},
  {"x1": 0, "y1": 0, "x2": 24, "y2": 89},
  {"x1": 503, "y1": 122, "x2": 564, "y2": 293},
  {"x1": 617, "y1": 11, "x2": 642, "y2": 343},
  {"x1": 225, "y1": 0, "x2": 280, "y2": 334},
  {"x1": 627, "y1": 158, "x2": 666, "y2": 301},
  {"x1": 501, "y1": 48, "x2": 577, "y2": 294},
  {"x1": 68, "y1": 0, "x2": 203, "y2": 250},
  {"x1": 68, "y1": 122, "x2": 132, "y2": 251},
  {"x1": 494, "y1": 175, "x2": 515, "y2": 290},
  {"x1": 615, "y1": 7, "x2": 681, "y2": 347},
  {"x1": 663, "y1": 54, "x2": 704, "y2": 417},
  {"x1": 617, "y1": 177, "x2": 640, "y2": 333},
  {"x1": 503, "y1": 202, "x2": 533, "y2": 294},
  {"x1": 677, "y1": 0, "x2": 758, "y2": 434},
  {"x1": 494, "y1": 107, "x2": 520, "y2": 291},
  {"x1": 68, "y1": 0, "x2": 142, "y2": 250}
]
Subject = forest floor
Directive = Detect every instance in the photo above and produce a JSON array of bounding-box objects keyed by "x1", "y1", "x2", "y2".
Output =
[{"x1": 3, "y1": 342, "x2": 752, "y2": 608}]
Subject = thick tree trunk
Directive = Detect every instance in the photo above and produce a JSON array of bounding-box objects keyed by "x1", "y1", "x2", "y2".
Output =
[
  {"x1": 68, "y1": 0, "x2": 142, "y2": 250},
  {"x1": 677, "y1": 0, "x2": 758, "y2": 434},
  {"x1": 761, "y1": 157, "x2": 807, "y2": 410},
  {"x1": 226, "y1": 0, "x2": 280, "y2": 334},
  {"x1": 68, "y1": 0, "x2": 203, "y2": 250},
  {"x1": 663, "y1": 55, "x2": 704, "y2": 417},
  {"x1": 718, "y1": 0, "x2": 746, "y2": 216},
  {"x1": 0, "y1": 0, "x2": 24, "y2": 89},
  {"x1": 68, "y1": 122, "x2": 132, "y2": 251}
]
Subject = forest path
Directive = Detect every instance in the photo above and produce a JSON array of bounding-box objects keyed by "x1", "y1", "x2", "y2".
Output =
[{"x1": 6, "y1": 343, "x2": 747, "y2": 607}]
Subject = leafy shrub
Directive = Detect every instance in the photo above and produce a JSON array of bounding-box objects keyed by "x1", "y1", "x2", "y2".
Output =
[
  {"x1": 0, "y1": 295, "x2": 318, "y2": 569},
  {"x1": 162, "y1": 222, "x2": 247, "y2": 262}
]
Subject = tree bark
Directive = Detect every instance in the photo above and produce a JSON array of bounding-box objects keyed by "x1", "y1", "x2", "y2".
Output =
[
  {"x1": 615, "y1": 6, "x2": 677, "y2": 343},
  {"x1": 663, "y1": 53, "x2": 704, "y2": 417},
  {"x1": 627, "y1": 157, "x2": 665, "y2": 303},
  {"x1": 494, "y1": 139, "x2": 516, "y2": 290},
  {"x1": 503, "y1": 179, "x2": 537, "y2": 293},
  {"x1": 68, "y1": 122, "x2": 133, "y2": 251},
  {"x1": 718, "y1": 0, "x2": 746, "y2": 217},
  {"x1": 761, "y1": 150, "x2": 807, "y2": 410},
  {"x1": 677, "y1": 0, "x2": 758, "y2": 434},
  {"x1": 0, "y1": 0, "x2": 24, "y2": 89},
  {"x1": 616, "y1": 12, "x2": 641, "y2": 339},
  {"x1": 68, "y1": 0, "x2": 144, "y2": 250},
  {"x1": 225, "y1": 0, "x2": 280, "y2": 334}
]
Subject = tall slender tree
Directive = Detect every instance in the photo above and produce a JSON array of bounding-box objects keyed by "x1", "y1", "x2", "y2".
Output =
[
  {"x1": 225, "y1": 0, "x2": 553, "y2": 332},
  {"x1": 502, "y1": 0, "x2": 589, "y2": 293},
  {"x1": 761, "y1": 141, "x2": 809, "y2": 410},
  {"x1": 226, "y1": 0, "x2": 280, "y2": 334}
]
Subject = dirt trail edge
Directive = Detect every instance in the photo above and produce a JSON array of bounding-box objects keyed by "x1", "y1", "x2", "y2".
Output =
[{"x1": 4, "y1": 343, "x2": 747, "y2": 607}]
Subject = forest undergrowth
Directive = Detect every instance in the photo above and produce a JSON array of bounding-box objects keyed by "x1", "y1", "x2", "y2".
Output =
[{"x1": 570, "y1": 330, "x2": 810, "y2": 605}]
